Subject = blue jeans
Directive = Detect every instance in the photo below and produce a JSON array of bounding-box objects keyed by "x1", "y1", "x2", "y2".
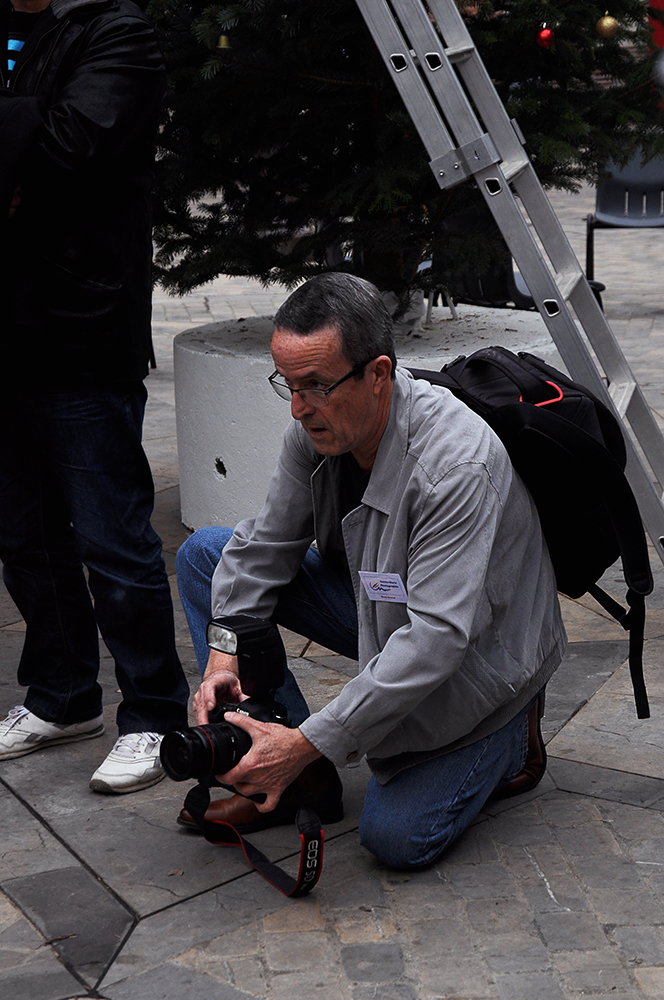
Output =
[
  {"x1": 176, "y1": 526, "x2": 528, "y2": 868},
  {"x1": 0, "y1": 385, "x2": 189, "y2": 734}
]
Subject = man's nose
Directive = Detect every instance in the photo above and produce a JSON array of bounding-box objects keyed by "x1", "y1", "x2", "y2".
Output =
[{"x1": 291, "y1": 390, "x2": 316, "y2": 420}]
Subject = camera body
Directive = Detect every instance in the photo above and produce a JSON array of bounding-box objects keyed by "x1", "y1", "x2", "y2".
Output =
[{"x1": 160, "y1": 615, "x2": 290, "y2": 782}]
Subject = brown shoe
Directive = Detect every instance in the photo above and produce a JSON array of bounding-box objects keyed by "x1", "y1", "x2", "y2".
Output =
[
  {"x1": 492, "y1": 691, "x2": 547, "y2": 800},
  {"x1": 177, "y1": 755, "x2": 344, "y2": 833}
]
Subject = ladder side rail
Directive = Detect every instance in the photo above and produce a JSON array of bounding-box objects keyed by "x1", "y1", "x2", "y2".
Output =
[
  {"x1": 568, "y1": 278, "x2": 651, "y2": 386},
  {"x1": 623, "y1": 389, "x2": 664, "y2": 490},
  {"x1": 355, "y1": 0, "x2": 458, "y2": 163},
  {"x1": 625, "y1": 446, "x2": 664, "y2": 556},
  {"x1": 508, "y1": 166, "x2": 590, "y2": 275},
  {"x1": 389, "y1": 0, "x2": 486, "y2": 146},
  {"x1": 424, "y1": 0, "x2": 537, "y2": 163}
]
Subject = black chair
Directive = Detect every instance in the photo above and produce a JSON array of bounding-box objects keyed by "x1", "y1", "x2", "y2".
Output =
[
  {"x1": 430, "y1": 258, "x2": 604, "y2": 312},
  {"x1": 586, "y1": 154, "x2": 664, "y2": 280}
]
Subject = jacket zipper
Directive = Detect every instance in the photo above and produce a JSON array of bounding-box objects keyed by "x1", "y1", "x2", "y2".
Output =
[{"x1": 10, "y1": 19, "x2": 69, "y2": 94}]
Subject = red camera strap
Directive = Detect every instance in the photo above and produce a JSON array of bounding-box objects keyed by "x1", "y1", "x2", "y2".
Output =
[{"x1": 183, "y1": 782, "x2": 324, "y2": 897}]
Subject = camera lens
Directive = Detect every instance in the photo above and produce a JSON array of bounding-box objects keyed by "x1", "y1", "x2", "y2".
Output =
[{"x1": 160, "y1": 722, "x2": 252, "y2": 781}]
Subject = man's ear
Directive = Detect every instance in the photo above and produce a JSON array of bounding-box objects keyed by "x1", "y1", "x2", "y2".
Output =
[{"x1": 372, "y1": 355, "x2": 393, "y2": 390}]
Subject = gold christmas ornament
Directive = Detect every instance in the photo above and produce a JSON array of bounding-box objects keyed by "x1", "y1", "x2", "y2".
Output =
[
  {"x1": 217, "y1": 34, "x2": 231, "y2": 48},
  {"x1": 596, "y1": 13, "x2": 619, "y2": 39}
]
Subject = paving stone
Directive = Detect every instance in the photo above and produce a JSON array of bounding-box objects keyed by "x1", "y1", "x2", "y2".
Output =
[
  {"x1": 0, "y1": 786, "x2": 74, "y2": 881},
  {"x1": 585, "y1": 887, "x2": 664, "y2": 925},
  {"x1": 495, "y1": 970, "x2": 566, "y2": 1000},
  {"x1": 3, "y1": 865, "x2": 134, "y2": 985},
  {"x1": 445, "y1": 863, "x2": 516, "y2": 899},
  {"x1": 0, "y1": 959, "x2": 85, "y2": 1000},
  {"x1": 416, "y1": 954, "x2": 496, "y2": 998},
  {"x1": 548, "y1": 758, "x2": 664, "y2": 808},
  {"x1": 541, "y1": 640, "x2": 629, "y2": 740},
  {"x1": 634, "y1": 966, "x2": 664, "y2": 997},
  {"x1": 352, "y1": 984, "x2": 418, "y2": 1000},
  {"x1": 382, "y1": 875, "x2": 463, "y2": 921},
  {"x1": 333, "y1": 905, "x2": 396, "y2": 943},
  {"x1": 551, "y1": 947, "x2": 633, "y2": 992},
  {"x1": 464, "y1": 897, "x2": 536, "y2": 937},
  {"x1": 262, "y1": 899, "x2": 324, "y2": 933},
  {"x1": 267, "y1": 970, "x2": 348, "y2": 999},
  {"x1": 480, "y1": 931, "x2": 551, "y2": 974},
  {"x1": 535, "y1": 910, "x2": 609, "y2": 952},
  {"x1": 104, "y1": 959, "x2": 250, "y2": 999},
  {"x1": 264, "y1": 929, "x2": 337, "y2": 973},
  {"x1": 404, "y1": 916, "x2": 473, "y2": 957},
  {"x1": 340, "y1": 942, "x2": 405, "y2": 982},
  {"x1": 612, "y1": 925, "x2": 664, "y2": 966}
]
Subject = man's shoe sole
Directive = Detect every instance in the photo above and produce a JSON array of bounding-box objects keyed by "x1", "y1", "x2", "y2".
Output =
[
  {"x1": 177, "y1": 800, "x2": 344, "y2": 833},
  {"x1": 89, "y1": 770, "x2": 166, "y2": 795},
  {"x1": 0, "y1": 724, "x2": 105, "y2": 761}
]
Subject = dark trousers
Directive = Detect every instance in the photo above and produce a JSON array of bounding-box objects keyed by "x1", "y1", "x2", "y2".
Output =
[{"x1": 0, "y1": 383, "x2": 189, "y2": 734}]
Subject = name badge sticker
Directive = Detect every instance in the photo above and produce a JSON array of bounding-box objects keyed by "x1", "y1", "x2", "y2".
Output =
[{"x1": 359, "y1": 571, "x2": 408, "y2": 603}]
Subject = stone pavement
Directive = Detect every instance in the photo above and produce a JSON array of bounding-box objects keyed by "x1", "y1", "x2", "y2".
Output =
[{"x1": 2, "y1": 184, "x2": 664, "y2": 1000}]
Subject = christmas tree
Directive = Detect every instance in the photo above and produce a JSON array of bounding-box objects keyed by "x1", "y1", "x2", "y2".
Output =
[{"x1": 147, "y1": 0, "x2": 664, "y2": 302}]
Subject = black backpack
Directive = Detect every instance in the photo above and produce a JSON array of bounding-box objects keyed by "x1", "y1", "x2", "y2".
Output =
[{"x1": 408, "y1": 345, "x2": 653, "y2": 718}]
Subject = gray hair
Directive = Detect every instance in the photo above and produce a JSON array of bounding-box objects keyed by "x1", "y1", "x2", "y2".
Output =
[{"x1": 274, "y1": 273, "x2": 396, "y2": 376}]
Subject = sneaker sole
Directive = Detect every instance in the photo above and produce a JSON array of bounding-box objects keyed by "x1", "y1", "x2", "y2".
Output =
[
  {"x1": 89, "y1": 769, "x2": 166, "y2": 795},
  {"x1": 0, "y1": 724, "x2": 105, "y2": 761}
]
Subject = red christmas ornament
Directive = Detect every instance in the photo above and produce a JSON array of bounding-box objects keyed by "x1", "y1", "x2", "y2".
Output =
[{"x1": 536, "y1": 25, "x2": 555, "y2": 48}]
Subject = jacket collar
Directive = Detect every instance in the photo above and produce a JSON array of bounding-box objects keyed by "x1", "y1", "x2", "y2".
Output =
[
  {"x1": 50, "y1": 0, "x2": 115, "y2": 18},
  {"x1": 357, "y1": 369, "x2": 413, "y2": 516}
]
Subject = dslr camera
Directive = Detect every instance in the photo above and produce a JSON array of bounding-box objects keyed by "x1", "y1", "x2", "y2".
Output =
[{"x1": 160, "y1": 615, "x2": 290, "y2": 782}]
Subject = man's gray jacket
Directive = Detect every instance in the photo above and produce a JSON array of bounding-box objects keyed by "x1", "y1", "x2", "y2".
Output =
[{"x1": 211, "y1": 369, "x2": 566, "y2": 781}]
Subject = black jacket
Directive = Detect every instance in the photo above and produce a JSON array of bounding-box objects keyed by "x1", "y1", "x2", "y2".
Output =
[{"x1": 1, "y1": 0, "x2": 166, "y2": 384}]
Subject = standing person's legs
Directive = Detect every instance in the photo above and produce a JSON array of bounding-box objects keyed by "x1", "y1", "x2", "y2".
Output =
[
  {"x1": 0, "y1": 395, "x2": 103, "y2": 727},
  {"x1": 0, "y1": 386, "x2": 189, "y2": 736},
  {"x1": 358, "y1": 703, "x2": 530, "y2": 869}
]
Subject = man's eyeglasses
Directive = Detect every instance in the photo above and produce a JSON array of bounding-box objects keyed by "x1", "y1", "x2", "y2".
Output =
[{"x1": 268, "y1": 359, "x2": 374, "y2": 408}]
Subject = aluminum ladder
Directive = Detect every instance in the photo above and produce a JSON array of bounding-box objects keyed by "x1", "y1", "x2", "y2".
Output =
[{"x1": 356, "y1": 0, "x2": 664, "y2": 562}]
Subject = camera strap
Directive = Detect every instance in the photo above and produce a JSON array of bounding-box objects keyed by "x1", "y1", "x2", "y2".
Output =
[{"x1": 183, "y1": 781, "x2": 324, "y2": 897}]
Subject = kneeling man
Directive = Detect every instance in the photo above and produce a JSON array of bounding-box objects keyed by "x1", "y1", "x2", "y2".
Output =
[{"x1": 176, "y1": 272, "x2": 565, "y2": 869}]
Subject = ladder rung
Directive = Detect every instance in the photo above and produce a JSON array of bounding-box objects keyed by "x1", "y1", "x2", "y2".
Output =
[
  {"x1": 556, "y1": 271, "x2": 583, "y2": 301},
  {"x1": 501, "y1": 158, "x2": 529, "y2": 182},
  {"x1": 445, "y1": 43, "x2": 474, "y2": 64},
  {"x1": 609, "y1": 380, "x2": 636, "y2": 417}
]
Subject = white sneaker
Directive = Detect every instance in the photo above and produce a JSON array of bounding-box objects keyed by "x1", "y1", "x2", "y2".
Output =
[
  {"x1": 89, "y1": 732, "x2": 165, "y2": 794},
  {"x1": 0, "y1": 706, "x2": 104, "y2": 760}
]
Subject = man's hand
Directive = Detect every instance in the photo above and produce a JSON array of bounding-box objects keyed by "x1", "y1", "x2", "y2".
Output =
[
  {"x1": 219, "y1": 715, "x2": 321, "y2": 812},
  {"x1": 193, "y1": 648, "x2": 245, "y2": 724}
]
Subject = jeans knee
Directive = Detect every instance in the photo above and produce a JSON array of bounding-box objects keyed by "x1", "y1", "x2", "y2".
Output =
[
  {"x1": 176, "y1": 526, "x2": 230, "y2": 583},
  {"x1": 359, "y1": 810, "x2": 446, "y2": 871}
]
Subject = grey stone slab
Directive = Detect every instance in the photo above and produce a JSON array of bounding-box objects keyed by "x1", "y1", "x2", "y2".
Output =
[
  {"x1": 548, "y1": 757, "x2": 664, "y2": 808},
  {"x1": 495, "y1": 970, "x2": 566, "y2": 1000},
  {"x1": 612, "y1": 925, "x2": 664, "y2": 966},
  {"x1": 481, "y1": 932, "x2": 551, "y2": 974},
  {"x1": 104, "y1": 959, "x2": 249, "y2": 1000},
  {"x1": 445, "y1": 863, "x2": 515, "y2": 899},
  {"x1": 0, "y1": 785, "x2": 74, "y2": 881},
  {"x1": 3, "y1": 865, "x2": 134, "y2": 986},
  {"x1": 352, "y1": 984, "x2": 418, "y2": 1000},
  {"x1": 535, "y1": 911, "x2": 609, "y2": 952},
  {"x1": 551, "y1": 948, "x2": 633, "y2": 993},
  {"x1": 340, "y1": 942, "x2": 405, "y2": 982},
  {"x1": 542, "y1": 641, "x2": 629, "y2": 742},
  {"x1": 0, "y1": 892, "x2": 84, "y2": 999},
  {"x1": 99, "y1": 873, "x2": 287, "y2": 988},
  {"x1": 0, "y1": 960, "x2": 84, "y2": 1000}
]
